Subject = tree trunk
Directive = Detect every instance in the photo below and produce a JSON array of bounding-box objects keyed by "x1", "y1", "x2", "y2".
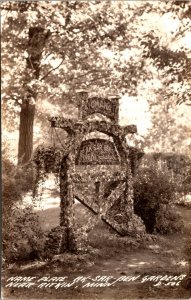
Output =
[
  {"x1": 18, "y1": 102, "x2": 35, "y2": 164},
  {"x1": 18, "y1": 26, "x2": 49, "y2": 164}
]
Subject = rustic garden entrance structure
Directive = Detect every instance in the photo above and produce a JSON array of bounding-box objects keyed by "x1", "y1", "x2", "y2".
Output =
[{"x1": 49, "y1": 91, "x2": 144, "y2": 252}]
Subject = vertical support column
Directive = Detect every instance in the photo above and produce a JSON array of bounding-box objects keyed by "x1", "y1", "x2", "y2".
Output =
[
  {"x1": 124, "y1": 158, "x2": 134, "y2": 218},
  {"x1": 76, "y1": 90, "x2": 89, "y2": 120},
  {"x1": 120, "y1": 141, "x2": 134, "y2": 219},
  {"x1": 95, "y1": 181, "x2": 100, "y2": 212},
  {"x1": 129, "y1": 147, "x2": 144, "y2": 176},
  {"x1": 60, "y1": 152, "x2": 77, "y2": 252},
  {"x1": 108, "y1": 95, "x2": 120, "y2": 125}
]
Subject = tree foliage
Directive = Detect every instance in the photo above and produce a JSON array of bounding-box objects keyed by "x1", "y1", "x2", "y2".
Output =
[{"x1": 1, "y1": 0, "x2": 191, "y2": 160}]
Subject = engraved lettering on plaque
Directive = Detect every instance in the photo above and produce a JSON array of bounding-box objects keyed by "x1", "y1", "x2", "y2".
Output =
[
  {"x1": 76, "y1": 139, "x2": 120, "y2": 165},
  {"x1": 82, "y1": 97, "x2": 118, "y2": 122}
]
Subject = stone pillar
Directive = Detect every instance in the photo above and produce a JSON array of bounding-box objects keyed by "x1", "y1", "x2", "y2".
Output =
[
  {"x1": 60, "y1": 153, "x2": 77, "y2": 252},
  {"x1": 95, "y1": 181, "x2": 100, "y2": 212},
  {"x1": 124, "y1": 158, "x2": 134, "y2": 218},
  {"x1": 123, "y1": 147, "x2": 146, "y2": 237},
  {"x1": 76, "y1": 90, "x2": 89, "y2": 120},
  {"x1": 129, "y1": 147, "x2": 144, "y2": 176},
  {"x1": 108, "y1": 95, "x2": 120, "y2": 124}
]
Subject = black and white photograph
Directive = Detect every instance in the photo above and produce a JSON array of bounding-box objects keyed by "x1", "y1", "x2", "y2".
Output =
[{"x1": 1, "y1": 0, "x2": 191, "y2": 299}]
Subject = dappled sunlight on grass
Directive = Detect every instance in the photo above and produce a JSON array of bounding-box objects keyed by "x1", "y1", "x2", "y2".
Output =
[
  {"x1": 177, "y1": 260, "x2": 189, "y2": 267},
  {"x1": 23, "y1": 191, "x2": 60, "y2": 211},
  {"x1": 21, "y1": 175, "x2": 61, "y2": 230},
  {"x1": 104, "y1": 253, "x2": 176, "y2": 272},
  {"x1": 37, "y1": 207, "x2": 60, "y2": 230},
  {"x1": 23, "y1": 174, "x2": 60, "y2": 211},
  {"x1": 22, "y1": 175, "x2": 83, "y2": 231},
  {"x1": 148, "y1": 244, "x2": 160, "y2": 250},
  {"x1": 19, "y1": 261, "x2": 48, "y2": 271}
]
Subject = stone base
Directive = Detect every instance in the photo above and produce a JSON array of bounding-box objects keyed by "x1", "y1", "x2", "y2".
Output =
[
  {"x1": 44, "y1": 226, "x2": 66, "y2": 257},
  {"x1": 103, "y1": 212, "x2": 146, "y2": 237},
  {"x1": 44, "y1": 225, "x2": 78, "y2": 257},
  {"x1": 125, "y1": 214, "x2": 146, "y2": 238}
]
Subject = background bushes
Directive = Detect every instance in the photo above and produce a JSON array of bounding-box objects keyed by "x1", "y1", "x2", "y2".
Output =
[
  {"x1": 152, "y1": 152, "x2": 191, "y2": 196},
  {"x1": 3, "y1": 206, "x2": 46, "y2": 262},
  {"x1": 184, "y1": 231, "x2": 191, "y2": 288},
  {"x1": 134, "y1": 158, "x2": 184, "y2": 234},
  {"x1": 2, "y1": 156, "x2": 34, "y2": 210},
  {"x1": 154, "y1": 204, "x2": 183, "y2": 234},
  {"x1": 2, "y1": 148, "x2": 46, "y2": 263}
]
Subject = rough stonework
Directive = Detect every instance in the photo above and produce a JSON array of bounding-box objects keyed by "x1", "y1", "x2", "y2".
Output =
[{"x1": 38, "y1": 91, "x2": 145, "y2": 252}]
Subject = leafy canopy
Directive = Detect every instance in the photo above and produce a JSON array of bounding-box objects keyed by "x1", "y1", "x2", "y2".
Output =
[{"x1": 2, "y1": 0, "x2": 191, "y2": 153}]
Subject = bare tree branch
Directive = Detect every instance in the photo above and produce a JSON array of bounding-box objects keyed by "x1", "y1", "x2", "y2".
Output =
[{"x1": 40, "y1": 58, "x2": 64, "y2": 81}]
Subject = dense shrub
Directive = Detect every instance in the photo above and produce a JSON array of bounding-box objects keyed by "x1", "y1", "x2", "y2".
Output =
[
  {"x1": 3, "y1": 159, "x2": 23, "y2": 210},
  {"x1": 44, "y1": 225, "x2": 90, "y2": 258},
  {"x1": 3, "y1": 206, "x2": 46, "y2": 263},
  {"x1": 2, "y1": 150, "x2": 46, "y2": 263},
  {"x1": 2, "y1": 157, "x2": 34, "y2": 211},
  {"x1": 152, "y1": 152, "x2": 191, "y2": 195},
  {"x1": 134, "y1": 158, "x2": 183, "y2": 234},
  {"x1": 185, "y1": 233, "x2": 191, "y2": 288},
  {"x1": 154, "y1": 204, "x2": 183, "y2": 234},
  {"x1": 182, "y1": 167, "x2": 191, "y2": 196},
  {"x1": 44, "y1": 226, "x2": 67, "y2": 258}
]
